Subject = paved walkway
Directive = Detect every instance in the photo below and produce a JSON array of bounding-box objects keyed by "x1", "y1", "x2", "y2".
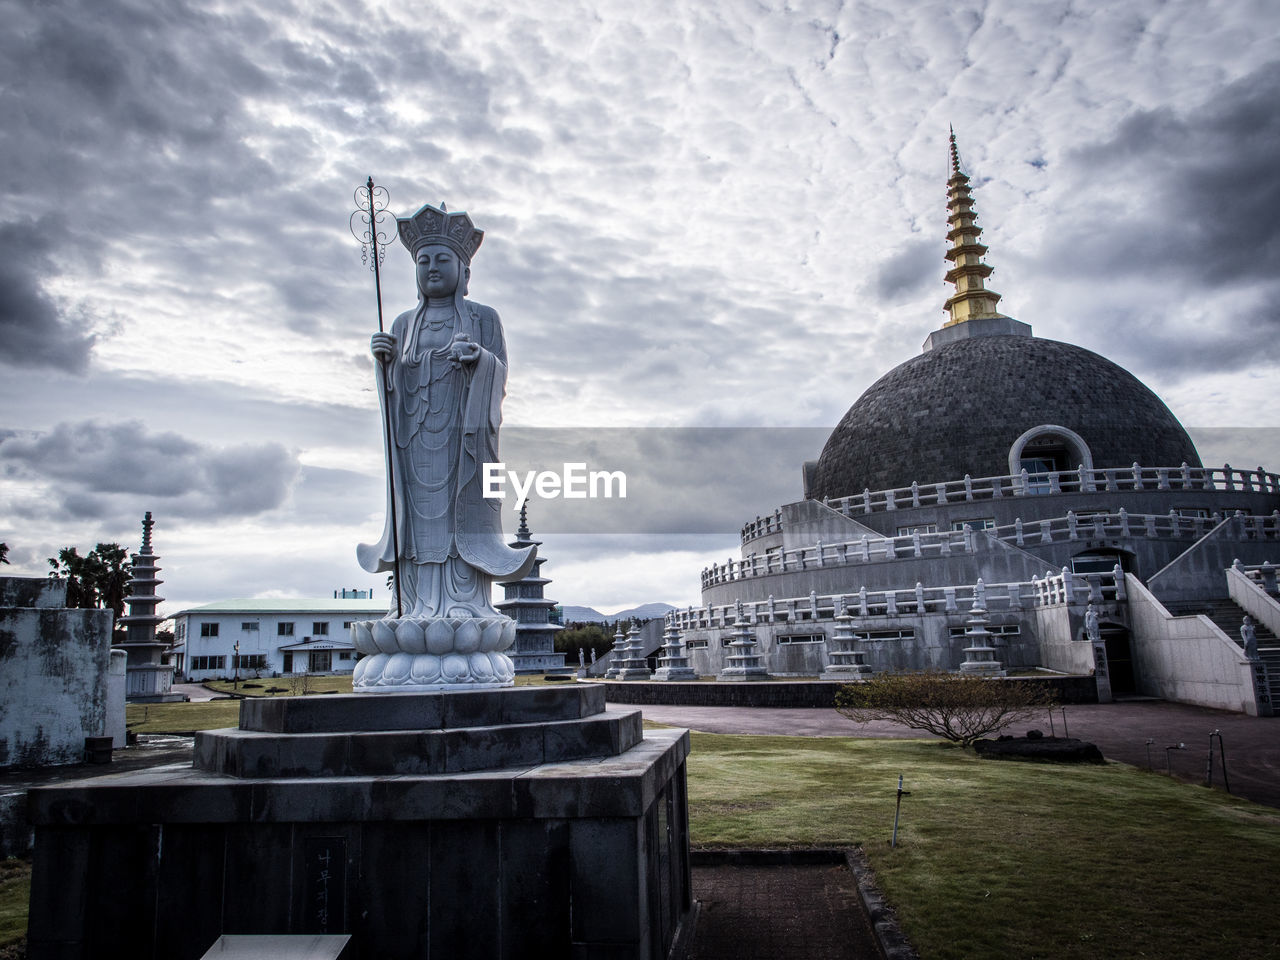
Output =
[
  {"x1": 171, "y1": 681, "x2": 230, "y2": 702},
  {"x1": 690, "y1": 863, "x2": 879, "y2": 960},
  {"x1": 638, "y1": 698, "x2": 1280, "y2": 809}
]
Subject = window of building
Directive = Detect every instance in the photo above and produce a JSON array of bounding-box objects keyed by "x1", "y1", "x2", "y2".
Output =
[
  {"x1": 1009, "y1": 426, "x2": 1092, "y2": 487},
  {"x1": 342, "y1": 621, "x2": 354, "y2": 630},
  {"x1": 1071, "y1": 551, "x2": 1123, "y2": 574},
  {"x1": 338, "y1": 651, "x2": 353, "y2": 661},
  {"x1": 854, "y1": 629, "x2": 915, "y2": 641},
  {"x1": 278, "y1": 622, "x2": 295, "y2": 637},
  {"x1": 200, "y1": 622, "x2": 219, "y2": 638},
  {"x1": 175, "y1": 622, "x2": 186, "y2": 642},
  {"x1": 949, "y1": 625, "x2": 1021, "y2": 639},
  {"x1": 1174, "y1": 507, "x2": 1211, "y2": 519},
  {"x1": 241, "y1": 621, "x2": 259, "y2": 632},
  {"x1": 776, "y1": 634, "x2": 824, "y2": 645},
  {"x1": 951, "y1": 518, "x2": 995, "y2": 531},
  {"x1": 312, "y1": 622, "x2": 329, "y2": 636},
  {"x1": 233, "y1": 654, "x2": 268, "y2": 670},
  {"x1": 685, "y1": 639, "x2": 709, "y2": 649},
  {"x1": 190, "y1": 655, "x2": 226, "y2": 671}
]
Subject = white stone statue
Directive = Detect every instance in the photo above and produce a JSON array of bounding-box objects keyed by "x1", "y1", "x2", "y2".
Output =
[
  {"x1": 1084, "y1": 603, "x2": 1101, "y2": 644},
  {"x1": 1240, "y1": 616, "x2": 1259, "y2": 659},
  {"x1": 350, "y1": 201, "x2": 535, "y2": 692}
]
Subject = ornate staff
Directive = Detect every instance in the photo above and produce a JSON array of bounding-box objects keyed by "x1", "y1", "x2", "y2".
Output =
[{"x1": 350, "y1": 177, "x2": 402, "y2": 617}]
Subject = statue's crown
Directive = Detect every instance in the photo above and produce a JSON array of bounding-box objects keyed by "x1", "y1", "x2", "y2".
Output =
[{"x1": 397, "y1": 202, "x2": 484, "y2": 264}]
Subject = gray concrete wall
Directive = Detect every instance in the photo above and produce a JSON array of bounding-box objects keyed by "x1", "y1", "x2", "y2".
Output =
[
  {"x1": 1125, "y1": 574, "x2": 1261, "y2": 715},
  {"x1": 0, "y1": 576, "x2": 114, "y2": 767},
  {"x1": 1226, "y1": 565, "x2": 1280, "y2": 638},
  {"x1": 1147, "y1": 515, "x2": 1280, "y2": 604},
  {"x1": 835, "y1": 488, "x2": 1279, "y2": 540},
  {"x1": 683, "y1": 612, "x2": 1042, "y2": 676},
  {"x1": 706, "y1": 534, "x2": 1050, "y2": 608}
]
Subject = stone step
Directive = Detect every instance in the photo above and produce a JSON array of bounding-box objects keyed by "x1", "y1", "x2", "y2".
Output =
[
  {"x1": 238, "y1": 684, "x2": 605, "y2": 734},
  {"x1": 195, "y1": 707, "x2": 643, "y2": 779}
]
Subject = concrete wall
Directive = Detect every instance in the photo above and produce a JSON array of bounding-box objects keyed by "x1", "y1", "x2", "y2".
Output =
[
  {"x1": 1148, "y1": 515, "x2": 1280, "y2": 604},
  {"x1": 1031, "y1": 604, "x2": 1097, "y2": 676},
  {"x1": 1227, "y1": 566, "x2": 1280, "y2": 638},
  {"x1": 600, "y1": 676, "x2": 1099, "y2": 707},
  {"x1": 0, "y1": 577, "x2": 114, "y2": 768},
  {"x1": 1125, "y1": 574, "x2": 1262, "y2": 715},
  {"x1": 683, "y1": 612, "x2": 1043, "y2": 677},
  {"x1": 106, "y1": 649, "x2": 127, "y2": 748}
]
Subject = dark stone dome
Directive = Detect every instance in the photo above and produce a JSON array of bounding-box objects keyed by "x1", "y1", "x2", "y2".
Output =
[{"x1": 809, "y1": 334, "x2": 1202, "y2": 500}]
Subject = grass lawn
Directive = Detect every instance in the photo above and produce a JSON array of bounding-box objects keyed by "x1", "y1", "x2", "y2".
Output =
[
  {"x1": 0, "y1": 859, "x2": 30, "y2": 951},
  {"x1": 686, "y1": 732, "x2": 1280, "y2": 960}
]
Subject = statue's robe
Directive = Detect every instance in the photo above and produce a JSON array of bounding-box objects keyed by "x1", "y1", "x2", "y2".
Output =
[{"x1": 358, "y1": 298, "x2": 535, "y2": 617}]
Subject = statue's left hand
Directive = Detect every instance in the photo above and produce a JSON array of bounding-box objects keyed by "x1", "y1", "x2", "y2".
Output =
[{"x1": 449, "y1": 332, "x2": 481, "y2": 367}]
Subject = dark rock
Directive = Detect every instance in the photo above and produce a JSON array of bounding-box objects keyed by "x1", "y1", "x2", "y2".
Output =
[{"x1": 973, "y1": 736, "x2": 1105, "y2": 764}]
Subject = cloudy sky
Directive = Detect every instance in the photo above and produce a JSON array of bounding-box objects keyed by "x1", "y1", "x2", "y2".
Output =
[{"x1": 1, "y1": 0, "x2": 1278, "y2": 617}]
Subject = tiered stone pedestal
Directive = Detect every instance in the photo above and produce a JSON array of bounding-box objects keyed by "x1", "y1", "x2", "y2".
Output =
[
  {"x1": 717, "y1": 619, "x2": 769, "y2": 682},
  {"x1": 653, "y1": 623, "x2": 698, "y2": 682},
  {"x1": 26, "y1": 686, "x2": 692, "y2": 960},
  {"x1": 822, "y1": 612, "x2": 872, "y2": 679},
  {"x1": 614, "y1": 623, "x2": 653, "y2": 681}
]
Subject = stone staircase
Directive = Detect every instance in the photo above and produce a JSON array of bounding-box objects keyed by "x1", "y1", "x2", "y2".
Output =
[{"x1": 1165, "y1": 597, "x2": 1280, "y2": 704}]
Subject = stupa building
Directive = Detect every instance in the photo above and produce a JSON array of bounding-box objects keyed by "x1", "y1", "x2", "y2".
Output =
[{"x1": 673, "y1": 133, "x2": 1280, "y2": 714}]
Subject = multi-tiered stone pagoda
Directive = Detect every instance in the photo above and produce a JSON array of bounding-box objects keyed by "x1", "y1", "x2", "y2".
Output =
[
  {"x1": 495, "y1": 503, "x2": 568, "y2": 673},
  {"x1": 116, "y1": 512, "x2": 180, "y2": 701}
]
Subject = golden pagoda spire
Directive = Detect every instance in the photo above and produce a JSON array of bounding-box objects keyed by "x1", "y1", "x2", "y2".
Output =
[{"x1": 942, "y1": 127, "x2": 1007, "y2": 327}]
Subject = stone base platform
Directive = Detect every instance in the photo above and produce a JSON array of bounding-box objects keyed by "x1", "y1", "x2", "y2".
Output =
[{"x1": 26, "y1": 686, "x2": 692, "y2": 960}]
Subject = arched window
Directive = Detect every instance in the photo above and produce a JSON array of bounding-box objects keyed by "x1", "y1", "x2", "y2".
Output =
[{"x1": 1008, "y1": 425, "x2": 1093, "y2": 488}]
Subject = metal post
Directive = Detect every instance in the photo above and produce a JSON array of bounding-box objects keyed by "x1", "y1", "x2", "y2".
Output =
[
  {"x1": 351, "y1": 177, "x2": 402, "y2": 618},
  {"x1": 891, "y1": 774, "x2": 911, "y2": 849},
  {"x1": 1218, "y1": 732, "x2": 1230, "y2": 794}
]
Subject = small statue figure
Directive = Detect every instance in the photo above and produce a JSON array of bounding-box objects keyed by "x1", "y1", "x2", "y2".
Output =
[
  {"x1": 1084, "y1": 603, "x2": 1101, "y2": 644},
  {"x1": 578, "y1": 647, "x2": 586, "y2": 668},
  {"x1": 1240, "y1": 616, "x2": 1259, "y2": 659},
  {"x1": 590, "y1": 648, "x2": 597, "y2": 664}
]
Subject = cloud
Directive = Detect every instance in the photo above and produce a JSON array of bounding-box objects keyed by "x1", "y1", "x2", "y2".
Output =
[
  {"x1": 1057, "y1": 60, "x2": 1280, "y2": 288},
  {"x1": 873, "y1": 238, "x2": 942, "y2": 300},
  {"x1": 0, "y1": 218, "x2": 95, "y2": 372},
  {"x1": 0, "y1": 419, "x2": 300, "y2": 520}
]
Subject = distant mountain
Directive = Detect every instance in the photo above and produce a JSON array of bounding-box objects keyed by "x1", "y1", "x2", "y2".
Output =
[{"x1": 559, "y1": 602, "x2": 676, "y2": 624}]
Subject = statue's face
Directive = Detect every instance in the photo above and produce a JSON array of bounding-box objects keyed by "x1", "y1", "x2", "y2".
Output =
[{"x1": 416, "y1": 244, "x2": 462, "y2": 298}]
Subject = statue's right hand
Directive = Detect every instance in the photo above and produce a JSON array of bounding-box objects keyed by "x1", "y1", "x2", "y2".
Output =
[{"x1": 371, "y1": 332, "x2": 396, "y2": 362}]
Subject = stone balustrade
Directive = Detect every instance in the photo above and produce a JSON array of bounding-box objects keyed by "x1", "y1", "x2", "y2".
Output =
[
  {"x1": 740, "y1": 463, "x2": 1280, "y2": 544},
  {"x1": 707, "y1": 510, "x2": 1280, "y2": 589},
  {"x1": 673, "y1": 571, "x2": 1124, "y2": 632}
]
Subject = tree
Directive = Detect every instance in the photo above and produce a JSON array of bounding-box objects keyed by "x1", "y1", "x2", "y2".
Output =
[
  {"x1": 91, "y1": 542, "x2": 131, "y2": 621},
  {"x1": 0, "y1": 542, "x2": 9, "y2": 564},
  {"x1": 48, "y1": 542, "x2": 131, "y2": 617},
  {"x1": 49, "y1": 546, "x2": 97, "y2": 608},
  {"x1": 554, "y1": 623, "x2": 612, "y2": 661},
  {"x1": 835, "y1": 671, "x2": 1057, "y2": 747}
]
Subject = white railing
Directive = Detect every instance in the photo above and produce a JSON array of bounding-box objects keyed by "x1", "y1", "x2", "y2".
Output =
[
  {"x1": 740, "y1": 510, "x2": 784, "y2": 542},
  {"x1": 738, "y1": 463, "x2": 1280, "y2": 543},
  {"x1": 705, "y1": 511, "x2": 1280, "y2": 590},
  {"x1": 672, "y1": 571, "x2": 1124, "y2": 633}
]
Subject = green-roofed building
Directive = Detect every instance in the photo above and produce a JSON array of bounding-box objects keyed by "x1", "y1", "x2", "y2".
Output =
[{"x1": 170, "y1": 589, "x2": 385, "y2": 680}]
